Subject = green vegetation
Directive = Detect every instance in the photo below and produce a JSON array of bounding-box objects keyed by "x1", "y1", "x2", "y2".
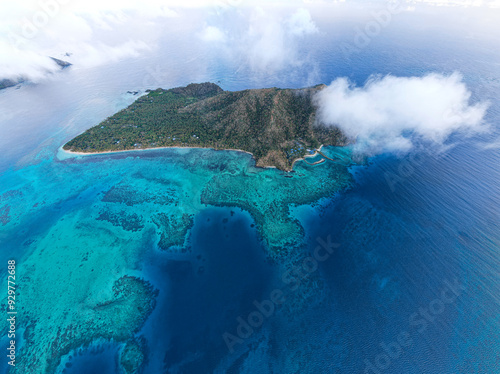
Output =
[{"x1": 64, "y1": 82, "x2": 347, "y2": 170}]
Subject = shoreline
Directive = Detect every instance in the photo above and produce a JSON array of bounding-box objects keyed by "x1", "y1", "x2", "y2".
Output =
[
  {"x1": 290, "y1": 144, "x2": 324, "y2": 170},
  {"x1": 59, "y1": 144, "x2": 326, "y2": 172}
]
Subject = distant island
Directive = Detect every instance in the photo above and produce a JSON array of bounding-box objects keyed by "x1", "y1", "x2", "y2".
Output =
[
  {"x1": 63, "y1": 82, "x2": 348, "y2": 170},
  {"x1": 0, "y1": 57, "x2": 71, "y2": 90}
]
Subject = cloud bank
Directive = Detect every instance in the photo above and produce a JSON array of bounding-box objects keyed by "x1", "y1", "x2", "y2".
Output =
[
  {"x1": 199, "y1": 7, "x2": 319, "y2": 79},
  {"x1": 246, "y1": 8, "x2": 319, "y2": 73},
  {"x1": 0, "y1": 0, "x2": 178, "y2": 82},
  {"x1": 1, "y1": 1, "x2": 320, "y2": 85},
  {"x1": 315, "y1": 73, "x2": 489, "y2": 154}
]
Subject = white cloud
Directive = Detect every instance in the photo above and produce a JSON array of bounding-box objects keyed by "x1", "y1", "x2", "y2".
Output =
[
  {"x1": 201, "y1": 26, "x2": 226, "y2": 42},
  {"x1": 0, "y1": 0, "x2": 178, "y2": 82},
  {"x1": 246, "y1": 8, "x2": 288, "y2": 72},
  {"x1": 286, "y1": 8, "x2": 319, "y2": 36},
  {"x1": 0, "y1": 42, "x2": 62, "y2": 81},
  {"x1": 245, "y1": 8, "x2": 319, "y2": 72},
  {"x1": 407, "y1": 0, "x2": 496, "y2": 8},
  {"x1": 76, "y1": 40, "x2": 150, "y2": 68},
  {"x1": 194, "y1": 7, "x2": 320, "y2": 80},
  {"x1": 0, "y1": 1, "x2": 322, "y2": 86},
  {"x1": 212, "y1": 7, "x2": 320, "y2": 75},
  {"x1": 315, "y1": 73, "x2": 489, "y2": 154},
  {"x1": 307, "y1": 0, "x2": 500, "y2": 8}
]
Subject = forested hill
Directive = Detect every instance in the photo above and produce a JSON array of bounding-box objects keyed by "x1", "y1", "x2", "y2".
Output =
[{"x1": 63, "y1": 82, "x2": 347, "y2": 170}]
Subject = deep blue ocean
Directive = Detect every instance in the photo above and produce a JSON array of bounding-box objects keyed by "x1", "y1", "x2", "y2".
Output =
[{"x1": 0, "y1": 6, "x2": 499, "y2": 374}]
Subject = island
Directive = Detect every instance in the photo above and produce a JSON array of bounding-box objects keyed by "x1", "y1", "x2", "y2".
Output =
[
  {"x1": 63, "y1": 82, "x2": 348, "y2": 171},
  {"x1": 0, "y1": 57, "x2": 71, "y2": 90}
]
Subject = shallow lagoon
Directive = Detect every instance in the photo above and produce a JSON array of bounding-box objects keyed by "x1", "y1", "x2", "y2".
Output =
[{"x1": 0, "y1": 143, "x2": 356, "y2": 372}]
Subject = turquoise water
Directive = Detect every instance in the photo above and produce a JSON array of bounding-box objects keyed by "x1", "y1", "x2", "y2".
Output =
[
  {"x1": 1, "y1": 7, "x2": 500, "y2": 374},
  {"x1": 0, "y1": 144, "x2": 355, "y2": 373}
]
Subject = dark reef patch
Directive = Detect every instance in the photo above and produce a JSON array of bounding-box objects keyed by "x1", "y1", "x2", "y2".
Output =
[
  {"x1": 97, "y1": 209, "x2": 145, "y2": 232},
  {"x1": 200, "y1": 155, "x2": 353, "y2": 253},
  {"x1": 152, "y1": 212, "x2": 194, "y2": 251},
  {"x1": 102, "y1": 185, "x2": 177, "y2": 206},
  {"x1": 119, "y1": 337, "x2": 148, "y2": 374},
  {"x1": 0, "y1": 204, "x2": 11, "y2": 225},
  {"x1": 15, "y1": 276, "x2": 157, "y2": 374}
]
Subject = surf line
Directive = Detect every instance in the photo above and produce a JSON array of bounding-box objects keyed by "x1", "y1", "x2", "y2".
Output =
[
  {"x1": 303, "y1": 158, "x2": 326, "y2": 166},
  {"x1": 316, "y1": 150, "x2": 338, "y2": 162},
  {"x1": 303, "y1": 150, "x2": 341, "y2": 167}
]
